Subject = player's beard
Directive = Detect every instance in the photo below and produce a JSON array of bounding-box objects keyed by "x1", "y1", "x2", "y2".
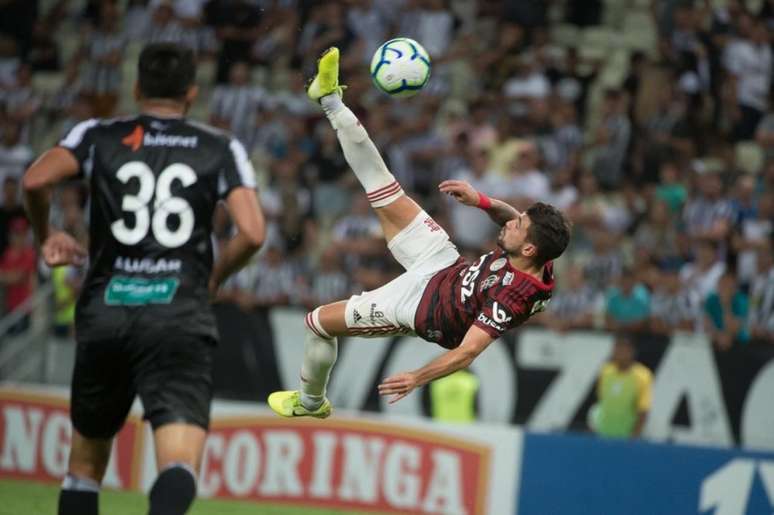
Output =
[{"x1": 496, "y1": 227, "x2": 506, "y2": 251}]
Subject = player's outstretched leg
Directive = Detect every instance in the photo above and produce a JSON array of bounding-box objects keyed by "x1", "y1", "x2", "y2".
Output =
[
  {"x1": 268, "y1": 304, "x2": 341, "y2": 418},
  {"x1": 309, "y1": 47, "x2": 422, "y2": 242}
]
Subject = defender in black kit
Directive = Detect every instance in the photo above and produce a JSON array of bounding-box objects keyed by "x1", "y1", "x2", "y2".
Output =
[{"x1": 22, "y1": 43, "x2": 266, "y2": 515}]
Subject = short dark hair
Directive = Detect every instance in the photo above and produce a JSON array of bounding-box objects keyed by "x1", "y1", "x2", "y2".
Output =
[
  {"x1": 526, "y1": 202, "x2": 571, "y2": 266},
  {"x1": 615, "y1": 333, "x2": 635, "y2": 350},
  {"x1": 137, "y1": 43, "x2": 196, "y2": 100}
]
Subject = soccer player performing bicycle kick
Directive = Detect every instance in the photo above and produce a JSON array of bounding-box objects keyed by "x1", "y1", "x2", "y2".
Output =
[{"x1": 269, "y1": 47, "x2": 570, "y2": 418}]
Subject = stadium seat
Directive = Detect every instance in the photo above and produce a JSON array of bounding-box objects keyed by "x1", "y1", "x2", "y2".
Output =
[
  {"x1": 32, "y1": 72, "x2": 64, "y2": 97},
  {"x1": 735, "y1": 142, "x2": 765, "y2": 175},
  {"x1": 622, "y1": 11, "x2": 657, "y2": 34},
  {"x1": 598, "y1": 48, "x2": 630, "y2": 85},
  {"x1": 581, "y1": 27, "x2": 620, "y2": 51},
  {"x1": 699, "y1": 157, "x2": 726, "y2": 174},
  {"x1": 603, "y1": 0, "x2": 629, "y2": 28},
  {"x1": 550, "y1": 24, "x2": 581, "y2": 48}
]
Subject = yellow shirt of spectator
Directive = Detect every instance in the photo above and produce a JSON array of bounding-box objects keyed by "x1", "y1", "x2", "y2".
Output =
[
  {"x1": 595, "y1": 362, "x2": 652, "y2": 438},
  {"x1": 430, "y1": 370, "x2": 479, "y2": 423},
  {"x1": 52, "y1": 266, "x2": 77, "y2": 327}
]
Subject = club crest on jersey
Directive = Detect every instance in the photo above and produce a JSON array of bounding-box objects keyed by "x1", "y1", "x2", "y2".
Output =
[
  {"x1": 490, "y1": 257, "x2": 507, "y2": 272},
  {"x1": 480, "y1": 274, "x2": 499, "y2": 292},
  {"x1": 503, "y1": 271, "x2": 514, "y2": 285}
]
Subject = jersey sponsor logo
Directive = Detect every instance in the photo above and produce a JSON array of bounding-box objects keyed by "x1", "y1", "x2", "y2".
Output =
[
  {"x1": 113, "y1": 256, "x2": 182, "y2": 274},
  {"x1": 121, "y1": 125, "x2": 199, "y2": 151},
  {"x1": 492, "y1": 301, "x2": 513, "y2": 324},
  {"x1": 104, "y1": 276, "x2": 179, "y2": 305},
  {"x1": 476, "y1": 313, "x2": 507, "y2": 333},
  {"x1": 122, "y1": 125, "x2": 144, "y2": 151},
  {"x1": 144, "y1": 132, "x2": 198, "y2": 149},
  {"x1": 480, "y1": 274, "x2": 499, "y2": 292}
]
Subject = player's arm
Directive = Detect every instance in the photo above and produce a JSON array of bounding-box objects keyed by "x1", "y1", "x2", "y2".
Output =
[
  {"x1": 22, "y1": 147, "x2": 87, "y2": 266},
  {"x1": 632, "y1": 367, "x2": 653, "y2": 438},
  {"x1": 209, "y1": 187, "x2": 265, "y2": 298},
  {"x1": 378, "y1": 325, "x2": 493, "y2": 404},
  {"x1": 439, "y1": 179, "x2": 520, "y2": 226}
]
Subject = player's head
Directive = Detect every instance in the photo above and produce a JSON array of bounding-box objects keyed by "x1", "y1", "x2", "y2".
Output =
[
  {"x1": 497, "y1": 202, "x2": 571, "y2": 268},
  {"x1": 612, "y1": 335, "x2": 635, "y2": 368},
  {"x1": 136, "y1": 43, "x2": 197, "y2": 110}
]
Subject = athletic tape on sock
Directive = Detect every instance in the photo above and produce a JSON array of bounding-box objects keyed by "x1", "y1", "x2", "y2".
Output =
[{"x1": 62, "y1": 473, "x2": 100, "y2": 493}]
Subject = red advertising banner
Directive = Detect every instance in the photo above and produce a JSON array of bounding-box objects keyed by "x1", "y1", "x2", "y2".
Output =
[
  {"x1": 0, "y1": 389, "x2": 144, "y2": 490},
  {"x1": 199, "y1": 416, "x2": 491, "y2": 515},
  {"x1": 0, "y1": 386, "x2": 521, "y2": 514}
]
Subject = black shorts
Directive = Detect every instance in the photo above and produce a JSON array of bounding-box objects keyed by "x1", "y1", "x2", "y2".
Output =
[{"x1": 71, "y1": 313, "x2": 216, "y2": 439}]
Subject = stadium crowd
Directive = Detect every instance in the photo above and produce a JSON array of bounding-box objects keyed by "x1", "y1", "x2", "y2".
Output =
[{"x1": 0, "y1": 0, "x2": 773, "y2": 348}]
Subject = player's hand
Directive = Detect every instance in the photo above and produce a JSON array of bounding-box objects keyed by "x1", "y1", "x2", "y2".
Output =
[
  {"x1": 41, "y1": 231, "x2": 86, "y2": 267},
  {"x1": 378, "y1": 372, "x2": 419, "y2": 404},
  {"x1": 438, "y1": 180, "x2": 479, "y2": 207}
]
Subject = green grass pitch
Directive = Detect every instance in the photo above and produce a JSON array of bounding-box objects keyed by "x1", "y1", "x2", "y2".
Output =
[{"x1": 0, "y1": 479, "x2": 375, "y2": 515}]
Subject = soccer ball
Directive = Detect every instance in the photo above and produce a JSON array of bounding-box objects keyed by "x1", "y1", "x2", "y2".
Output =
[{"x1": 370, "y1": 38, "x2": 431, "y2": 98}]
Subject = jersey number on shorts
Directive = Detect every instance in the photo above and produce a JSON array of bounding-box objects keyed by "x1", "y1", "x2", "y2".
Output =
[{"x1": 111, "y1": 161, "x2": 197, "y2": 248}]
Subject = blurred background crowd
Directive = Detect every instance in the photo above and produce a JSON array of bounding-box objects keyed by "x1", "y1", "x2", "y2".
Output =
[{"x1": 0, "y1": 0, "x2": 773, "y2": 349}]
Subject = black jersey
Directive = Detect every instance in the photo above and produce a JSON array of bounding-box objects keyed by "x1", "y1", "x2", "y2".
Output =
[{"x1": 59, "y1": 115, "x2": 256, "y2": 336}]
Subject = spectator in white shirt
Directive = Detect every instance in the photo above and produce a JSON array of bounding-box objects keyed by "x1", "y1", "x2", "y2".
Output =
[
  {"x1": 446, "y1": 146, "x2": 505, "y2": 251},
  {"x1": 749, "y1": 242, "x2": 774, "y2": 340},
  {"x1": 650, "y1": 269, "x2": 703, "y2": 334},
  {"x1": 503, "y1": 140, "x2": 550, "y2": 210},
  {"x1": 682, "y1": 172, "x2": 734, "y2": 243},
  {"x1": 0, "y1": 122, "x2": 32, "y2": 193},
  {"x1": 396, "y1": 0, "x2": 454, "y2": 58},
  {"x1": 209, "y1": 61, "x2": 266, "y2": 145},
  {"x1": 543, "y1": 264, "x2": 604, "y2": 332},
  {"x1": 591, "y1": 89, "x2": 632, "y2": 190},
  {"x1": 724, "y1": 16, "x2": 772, "y2": 141},
  {"x1": 680, "y1": 240, "x2": 726, "y2": 300},
  {"x1": 733, "y1": 191, "x2": 774, "y2": 285}
]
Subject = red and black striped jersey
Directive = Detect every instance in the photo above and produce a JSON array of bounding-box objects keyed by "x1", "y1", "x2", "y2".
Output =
[{"x1": 414, "y1": 249, "x2": 554, "y2": 349}]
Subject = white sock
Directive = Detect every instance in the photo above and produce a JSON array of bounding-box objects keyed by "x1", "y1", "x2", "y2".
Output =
[
  {"x1": 300, "y1": 308, "x2": 338, "y2": 410},
  {"x1": 320, "y1": 94, "x2": 404, "y2": 208}
]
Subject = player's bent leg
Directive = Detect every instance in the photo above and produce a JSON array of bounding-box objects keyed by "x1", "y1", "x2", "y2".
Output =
[
  {"x1": 58, "y1": 430, "x2": 111, "y2": 515},
  {"x1": 310, "y1": 48, "x2": 422, "y2": 242},
  {"x1": 268, "y1": 301, "x2": 358, "y2": 419},
  {"x1": 268, "y1": 303, "x2": 345, "y2": 419},
  {"x1": 322, "y1": 93, "x2": 420, "y2": 240},
  {"x1": 373, "y1": 195, "x2": 424, "y2": 243},
  {"x1": 148, "y1": 423, "x2": 205, "y2": 515}
]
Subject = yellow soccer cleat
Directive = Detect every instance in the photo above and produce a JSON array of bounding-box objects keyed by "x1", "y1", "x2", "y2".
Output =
[
  {"x1": 268, "y1": 390, "x2": 332, "y2": 419},
  {"x1": 306, "y1": 47, "x2": 345, "y2": 102}
]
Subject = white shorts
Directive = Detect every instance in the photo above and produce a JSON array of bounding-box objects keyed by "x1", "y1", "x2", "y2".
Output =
[{"x1": 344, "y1": 211, "x2": 460, "y2": 336}]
